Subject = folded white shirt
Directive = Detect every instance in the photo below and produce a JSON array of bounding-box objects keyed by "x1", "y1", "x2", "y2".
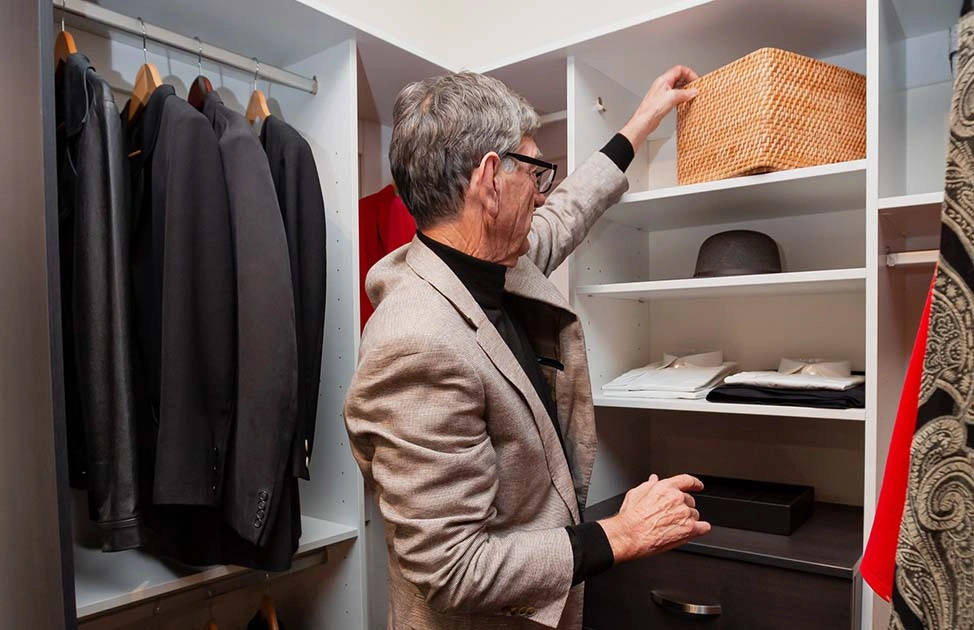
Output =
[
  {"x1": 723, "y1": 371, "x2": 864, "y2": 391},
  {"x1": 601, "y1": 387, "x2": 714, "y2": 400},
  {"x1": 603, "y1": 351, "x2": 738, "y2": 394}
]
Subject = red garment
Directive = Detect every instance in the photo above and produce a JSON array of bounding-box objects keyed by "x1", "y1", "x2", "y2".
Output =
[
  {"x1": 861, "y1": 273, "x2": 935, "y2": 601},
  {"x1": 359, "y1": 184, "x2": 416, "y2": 330}
]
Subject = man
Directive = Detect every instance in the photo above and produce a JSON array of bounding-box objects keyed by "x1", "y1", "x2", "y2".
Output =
[{"x1": 345, "y1": 68, "x2": 710, "y2": 630}]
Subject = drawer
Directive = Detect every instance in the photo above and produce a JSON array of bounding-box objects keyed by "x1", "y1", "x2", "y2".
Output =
[{"x1": 583, "y1": 548, "x2": 854, "y2": 630}]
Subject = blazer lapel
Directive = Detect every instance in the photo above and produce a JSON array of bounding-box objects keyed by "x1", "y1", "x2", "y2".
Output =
[
  {"x1": 505, "y1": 257, "x2": 599, "y2": 512},
  {"x1": 405, "y1": 238, "x2": 581, "y2": 523}
]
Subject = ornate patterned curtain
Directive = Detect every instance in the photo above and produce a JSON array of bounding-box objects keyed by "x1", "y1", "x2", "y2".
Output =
[{"x1": 890, "y1": 11, "x2": 974, "y2": 630}]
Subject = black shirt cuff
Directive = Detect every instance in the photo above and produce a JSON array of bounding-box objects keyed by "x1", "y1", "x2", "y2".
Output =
[
  {"x1": 600, "y1": 133, "x2": 636, "y2": 173},
  {"x1": 566, "y1": 521, "x2": 615, "y2": 585}
]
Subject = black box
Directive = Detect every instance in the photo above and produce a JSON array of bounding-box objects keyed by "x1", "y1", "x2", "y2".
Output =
[{"x1": 691, "y1": 474, "x2": 815, "y2": 535}]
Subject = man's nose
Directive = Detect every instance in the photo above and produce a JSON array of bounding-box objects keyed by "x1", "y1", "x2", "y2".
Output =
[{"x1": 534, "y1": 191, "x2": 546, "y2": 207}]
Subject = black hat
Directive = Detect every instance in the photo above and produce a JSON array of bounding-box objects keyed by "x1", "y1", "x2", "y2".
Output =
[{"x1": 693, "y1": 230, "x2": 782, "y2": 278}]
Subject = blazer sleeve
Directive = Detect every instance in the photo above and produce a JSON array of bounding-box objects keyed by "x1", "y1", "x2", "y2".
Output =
[
  {"x1": 525, "y1": 151, "x2": 628, "y2": 276},
  {"x1": 344, "y1": 339, "x2": 575, "y2": 629},
  {"x1": 153, "y1": 108, "x2": 236, "y2": 506}
]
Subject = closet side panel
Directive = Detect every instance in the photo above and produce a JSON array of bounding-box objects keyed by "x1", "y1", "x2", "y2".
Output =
[
  {"x1": 0, "y1": 0, "x2": 71, "y2": 627},
  {"x1": 276, "y1": 39, "x2": 368, "y2": 629}
]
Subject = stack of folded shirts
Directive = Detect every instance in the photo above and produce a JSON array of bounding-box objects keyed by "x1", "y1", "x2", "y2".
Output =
[
  {"x1": 602, "y1": 350, "x2": 738, "y2": 400},
  {"x1": 706, "y1": 358, "x2": 865, "y2": 409}
]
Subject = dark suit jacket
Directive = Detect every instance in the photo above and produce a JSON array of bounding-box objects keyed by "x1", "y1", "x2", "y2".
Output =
[
  {"x1": 261, "y1": 116, "x2": 326, "y2": 480},
  {"x1": 204, "y1": 91, "x2": 298, "y2": 545},
  {"x1": 124, "y1": 86, "x2": 235, "y2": 507},
  {"x1": 57, "y1": 53, "x2": 142, "y2": 551}
]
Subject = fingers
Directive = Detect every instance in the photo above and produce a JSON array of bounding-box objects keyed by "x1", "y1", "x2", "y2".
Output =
[
  {"x1": 668, "y1": 86, "x2": 698, "y2": 107},
  {"x1": 665, "y1": 473, "x2": 705, "y2": 492},
  {"x1": 693, "y1": 520, "x2": 712, "y2": 537},
  {"x1": 684, "y1": 493, "x2": 696, "y2": 509},
  {"x1": 657, "y1": 64, "x2": 699, "y2": 89}
]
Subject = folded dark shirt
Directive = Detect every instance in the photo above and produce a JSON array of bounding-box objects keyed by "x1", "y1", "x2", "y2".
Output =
[{"x1": 706, "y1": 383, "x2": 866, "y2": 409}]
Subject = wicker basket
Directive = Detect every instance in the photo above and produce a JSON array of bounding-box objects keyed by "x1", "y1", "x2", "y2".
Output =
[{"x1": 676, "y1": 48, "x2": 866, "y2": 185}]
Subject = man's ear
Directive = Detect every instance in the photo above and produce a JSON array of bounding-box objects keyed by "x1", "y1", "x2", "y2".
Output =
[{"x1": 473, "y1": 152, "x2": 502, "y2": 219}]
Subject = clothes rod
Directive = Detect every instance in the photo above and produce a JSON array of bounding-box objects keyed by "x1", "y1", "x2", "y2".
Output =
[
  {"x1": 886, "y1": 249, "x2": 939, "y2": 268},
  {"x1": 53, "y1": 0, "x2": 317, "y2": 94}
]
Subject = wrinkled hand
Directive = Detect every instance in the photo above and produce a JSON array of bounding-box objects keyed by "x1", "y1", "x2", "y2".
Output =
[
  {"x1": 620, "y1": 65, "x2": 699, "y2": 151},
  {"x1": 599, "y1": 473, "x2": 711, "y2": 563}
]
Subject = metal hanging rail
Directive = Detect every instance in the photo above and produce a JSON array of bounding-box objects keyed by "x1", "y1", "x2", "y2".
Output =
[{"x1": 52, "y1": 0, "x2": 318, "y2": 94}]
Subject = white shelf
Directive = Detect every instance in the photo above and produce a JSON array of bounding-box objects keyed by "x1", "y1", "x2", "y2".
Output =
[
  {"x1": 879, "y1": 192, "x2": 942, "y2": 238},
  {"x1": 879, "y1": 192, "x2": 943, "y2": 210},
  {"x1": 75, "y1": 516, "x2": 357, "y2": 620},
  {"x1": 577, "y1": 268, "x2": 866, "y2": 301},
  {"x1": 594, "y1": 395, "x2": 865, "y2": 421},
  {"x1": 606, "y1": 160, "x2": 867, "y2": 231}
]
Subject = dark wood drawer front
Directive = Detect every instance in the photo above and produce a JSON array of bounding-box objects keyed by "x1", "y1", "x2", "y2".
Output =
[{"x1": 584, "y1": 549, "x2": 853, "y2": 630}]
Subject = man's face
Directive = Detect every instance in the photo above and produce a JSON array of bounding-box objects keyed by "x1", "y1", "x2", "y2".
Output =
[{"x1": 494, "y1": 136, "x2": 547, "y2": 260}]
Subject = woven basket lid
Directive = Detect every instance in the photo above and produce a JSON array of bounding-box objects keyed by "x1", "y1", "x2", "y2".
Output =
[{"x1": 693, "y1": 230, "x2": 782, "y2": 278}]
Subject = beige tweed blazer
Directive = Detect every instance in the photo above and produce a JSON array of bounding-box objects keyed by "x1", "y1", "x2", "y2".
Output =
[{"x1": 344, "y1": 152, "x2": 628, "y2": 629}]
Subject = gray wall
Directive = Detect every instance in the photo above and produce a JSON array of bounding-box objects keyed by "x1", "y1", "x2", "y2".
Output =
[{"x1": 0, "y1": 0, "x2": 71, "y2": 626}]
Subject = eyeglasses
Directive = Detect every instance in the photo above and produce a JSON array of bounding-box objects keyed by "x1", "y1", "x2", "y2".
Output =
[{"x1": 503, "y1": 152, "x2": 558, "y2": 194}]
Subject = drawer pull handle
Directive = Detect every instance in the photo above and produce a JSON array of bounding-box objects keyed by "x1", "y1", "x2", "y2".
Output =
[{"x1": 650, "y1": 589, "x2": 722, "y2": 616}]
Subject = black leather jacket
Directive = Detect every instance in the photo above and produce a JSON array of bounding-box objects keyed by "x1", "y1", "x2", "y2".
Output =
[{"x1": 56, "y1": 53, "x2": 143, "y2": 551}]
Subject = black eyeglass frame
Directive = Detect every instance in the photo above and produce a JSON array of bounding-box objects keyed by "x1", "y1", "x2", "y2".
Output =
[{"x1": 503, "y1": 151, "x2": 558, "y2": 194}]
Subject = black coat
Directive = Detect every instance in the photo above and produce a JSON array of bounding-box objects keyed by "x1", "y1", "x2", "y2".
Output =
[
  {"x1": 123, "y1": 86, "x2": 235, "y2": 507},
  {"x1": 56, "y1": 53, "x2": 143, "y2": 551},
  {"x1": 203, "y1": 92, "x2": 298, "y2": 546},
  {"x1": 260, "y1": 116, "x2": 326, "y2": 480}
]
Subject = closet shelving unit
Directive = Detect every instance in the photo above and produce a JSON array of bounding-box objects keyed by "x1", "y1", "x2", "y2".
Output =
[
  {"x1": 46, "y1": 0, "x2": 444, "y2": 627},
  {"x1": 481, "y1": 0, "x2": 953, "y2": 628}
]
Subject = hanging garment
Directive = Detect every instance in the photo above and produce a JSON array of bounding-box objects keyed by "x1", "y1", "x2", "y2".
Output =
[
  {"x1": 261, "y1": 116, "x2": 326, "y2": 481},
  {"x1": 860, "y1": 275, "x2": 934, "y2": 601},
  {"x1": 152, "y1": 471, "x2": 301, "y2": 572},
  {"x1": 705, "y1": 383, "x2": 865, "y2": 409},
  {"x1": 56, "y1": 53, "x2": 143, "y2": 551},
  {"x1": 359, "y1": 184, "x2": 416, "y2": 330},
  {"x1": 203, "y1": 92, "x2": 299, "y2": 546},
  {"x1": 123, "y1": 85, "x2": 236, "y2": 507},
  {"x1": 890, "y1": 12, "x2": 974, "y2": 629}
]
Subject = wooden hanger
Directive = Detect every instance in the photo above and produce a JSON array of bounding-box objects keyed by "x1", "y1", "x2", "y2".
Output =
[
  {"x1": 128, "y1": 18, "x2": 162, "y2": 122},
  {"x1": 54, "y1": 1, "x2": 77, "y2": 69},
  {"x1": 259, "y1": 593, "x2": 279, "y2": 630},
  {"x1": 187, "y1": 37, "x2": 213, "y2": 111},
  {"x1": 203, "y1": 620, "x2": 219, "y2": 630},
  {"x1": 246, "y1": 58, "x2": 272, "y2": 125}
]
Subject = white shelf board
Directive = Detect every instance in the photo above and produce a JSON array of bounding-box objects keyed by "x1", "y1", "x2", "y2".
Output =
[
  {"x1": 75, "y1": 516, "x2": 357, "y2": 619},
  {"x1": 879, "y1": 192, "x2": 943, "y2": 238},
  {"x1": 577, "y1": 268, "x2": 866, "y2": 301},
  {"x1": 879, "y1": 191, "x2": 943, "y2": 210},
  {"x1": 606, "y1": 160, "x2": 867, "y2": 231},
  {"x1": 594, "y1": 395, "x2": 865, "y2": 421}
]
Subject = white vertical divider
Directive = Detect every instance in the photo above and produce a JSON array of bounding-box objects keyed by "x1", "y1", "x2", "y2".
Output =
[
  {"x1": 864, "y1": 0, "x2": 883, "y2": 628},
  {"x1": 275, "y1": 38, "x2": 367, "y2": 629},
  {"x1": 568, "y1": 56, "x2": 657, "y2": 507}
]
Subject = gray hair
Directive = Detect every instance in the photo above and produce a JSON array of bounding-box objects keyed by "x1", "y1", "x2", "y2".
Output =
[{"x1": 389, "y1": 72, "x2": 541, "y2": 229}]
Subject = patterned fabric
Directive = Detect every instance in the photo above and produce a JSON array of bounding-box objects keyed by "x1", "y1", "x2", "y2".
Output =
[{"x1": 890, "y1": 12, "x2": 974, "y2": 630}]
